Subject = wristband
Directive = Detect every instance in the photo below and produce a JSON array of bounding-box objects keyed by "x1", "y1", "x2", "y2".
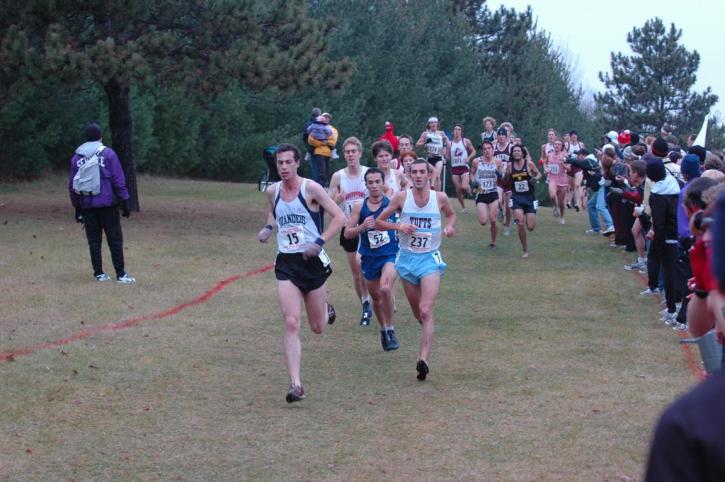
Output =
[
  {"x1": 314, "y1": 237, "x2": 325, "y2": 247},
  {"x1": 264, "y1": 224, "x2": 273, "y2": 231}
]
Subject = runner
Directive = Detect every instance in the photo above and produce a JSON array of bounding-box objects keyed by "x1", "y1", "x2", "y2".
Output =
[
  {"x1": 445, "y1": 123, "x2": 475, "y2": 212},
  {"x1": 257, "y1": 143, "x2": 345, "y2": 403},
  {"x1": 372, "y1": 140, "x2": 407, "y2": 195},
  {"x1": 544, "y1": 138, "x2": 570, "y2": 224},
  {"x1": 328, "y1": 137, "x2": 373, "y2": 326},
  {"x1": 344, "y1": 167, "x2": 401, "y2": 351},
  {"x1": 374, "y1": 159, "x2": 456, "y2": 381},
  {"x1": 416, "y1": 116, "x2": 449, "y2": 191},
  {"x1": 566, "y1": 130, "x2": 586, "y2": 212},
  {"x1": 470, "y1": 140, "x2": 503, "y2": 247},
  {"x1": 493, "y1": 126, "x2": 513, "y2": 234},
  {"x1": 395, "y1": 134, "x2": 414, "y2": 170},
  {"x1": 505, "y1": 144, "x2": 542, "y2": 258},
  {"x1": 480, "y1": 116, "x2": 496, "y2": 144},
  {"x1": 399, "y1": 150, "x2": 417, "y2": 186},
  {"x1": 540, "y1": 128, "x2": 557, "y2": 161}
]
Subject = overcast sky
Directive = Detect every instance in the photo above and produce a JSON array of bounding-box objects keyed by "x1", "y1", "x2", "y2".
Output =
[{"x1": 487, "y1": 0, "x2": 723, "y2": 115}]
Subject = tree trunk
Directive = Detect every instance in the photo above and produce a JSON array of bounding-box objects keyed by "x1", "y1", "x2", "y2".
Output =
[{"x1": 104, "y1": 79, "x2": 139, "y2": 211}]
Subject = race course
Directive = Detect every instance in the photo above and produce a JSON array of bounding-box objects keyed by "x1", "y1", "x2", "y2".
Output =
[{"x1": 0, "y1": 176, "x2": 698, "y2": 481}]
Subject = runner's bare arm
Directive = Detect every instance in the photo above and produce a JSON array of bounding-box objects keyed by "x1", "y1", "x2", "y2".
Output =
[
  {"x1": 308, "y1": 181, "x2": 345, "y2": 243},
  {"x1": 344, "y1": 202, "x2": 364, "y2": 239},
  {"x1": 527, "y1": 160, "x2": 543, "y2": 180},
  {"x1": 465, "y1": 139, "x2": 476, "y2": 162},
  {"x1": 257, "y1": 184, "x2": 277, "y2": 243},
  {"x1": 374, "y1": 191, "x2": 413, "y2": 234},
  {"x1": 416, "y1": 131, "x2": 427, "y2": 147},
  {"x1": 328, "y1": 171, "x2": 344, "y2": 204},
  {"x1": 469, "y1": 158, "x2": 478, "y2": 178},
  {"x1": 437, "y1": 192, "x2": 456, "y2": 237}
]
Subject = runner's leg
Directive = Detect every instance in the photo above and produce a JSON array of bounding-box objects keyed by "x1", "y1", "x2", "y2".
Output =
[
  {"x1": 278, "y1": 280, "x2": 304, "y2": 387},
  {"x1": 418, "y1": 273, "x2": 441, "y2": 362}
]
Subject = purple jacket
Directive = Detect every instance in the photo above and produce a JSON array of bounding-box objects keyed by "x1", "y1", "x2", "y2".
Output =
[
  {"x1": 677, "y1": 181, "x2": 691, "y2": 239},
  {"x1": 68, "y1": 141, "x2": 129, "y2": 209}
]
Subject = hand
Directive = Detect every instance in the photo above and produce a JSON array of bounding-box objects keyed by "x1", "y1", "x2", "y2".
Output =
[
  {"x1": 362, "y1": 216, "x2": 375, "y2": 230},
  {"x1": 121, "y1": 200, "x2": 130, "y2": 218},
  {"x1": 302, "y1": 242, "x2": 322, "y2": 259},
  {"x1": 633, "y1": 206, "x2": 644, "y2": 216},
  {"x1": 75, "y1": 207, "x2": 84, "y2": 224},
  {"x1": 399, "y1": 223, "x2": 417, "y2": 235},
  {"x1": 443, "y1": 226, "x2": 455, "y2": 237},
  {"x1": 257, "y1": 225, "x2": 273, "y2": 243},
  {"x1": 646, "y1": 229, "x2": 654, "y2": 241},
  {"x1": 470, "y1": 180, "x2": 479, "y2": 190}
]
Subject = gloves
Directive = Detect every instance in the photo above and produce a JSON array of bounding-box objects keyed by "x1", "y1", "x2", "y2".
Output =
[
  {"x1": 257, "y1": 224, "x2": 273, "y2": 243},
  {"x1": 75, "y1": 207, "x2": 84, "y2": 224},
  {"x1": 302, "y1": 237, "x2": 324, "y2": 259},
  {"x1": 120, "y1": 200, "x2": 130, "y2": 218},
  {"x1": 470, "y1": 180, "x2": 479, "y2": 190}
]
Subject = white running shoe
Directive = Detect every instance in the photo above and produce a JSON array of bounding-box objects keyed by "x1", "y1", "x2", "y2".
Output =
[
  {"x1": 640, "y1": 288, "x2": 660, "y2": 296},
  {"x1": 95, "y1": 273, "x2": 111, "y2": 282},
  {"x1": 601, "y1": 226, "x2": 615, "y2": 235},
  {"x1": 503, "y1": 226, "x2": 510, "y2": 236},
  {"x1": 117, "y1": 273, "x2": 136, "y2": 284}
]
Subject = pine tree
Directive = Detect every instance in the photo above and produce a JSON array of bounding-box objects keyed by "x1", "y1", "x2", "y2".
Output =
[
  {"x1": 0, "y1": 0, "x2": 351, "y2": 209},
  {"x1": 595, "y1": 18, "x2": 717, "y2": 137}
]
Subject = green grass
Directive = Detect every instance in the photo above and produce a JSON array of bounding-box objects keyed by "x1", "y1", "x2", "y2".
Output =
[{"x1": 0, "y1": 175, "x2": 696, "y2": 481}]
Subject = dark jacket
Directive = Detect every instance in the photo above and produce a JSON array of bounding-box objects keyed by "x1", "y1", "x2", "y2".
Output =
[
  {"x1": 69, "y1": 141, "x2": 129, "y2": 209},
  {"x1": 648, "y1": 175, "x2": 680, "y2": 245}
]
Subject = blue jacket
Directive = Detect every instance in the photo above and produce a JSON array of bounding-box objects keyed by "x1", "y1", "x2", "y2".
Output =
[{"x1": 68, "y1": 141, "x2": 129, "y2": 209}]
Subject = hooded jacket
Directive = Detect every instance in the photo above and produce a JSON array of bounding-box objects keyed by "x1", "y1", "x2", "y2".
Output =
[
  {"x1": 648, "y1": 173, "x2": 680, "y2": 245},
  {"x1": 68, "y1": 141, "x2": 129, "y2": 209}
]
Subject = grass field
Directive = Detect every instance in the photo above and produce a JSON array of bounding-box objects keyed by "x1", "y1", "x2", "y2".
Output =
[{"x1": 0, "y1": 175, "x2": 699, "y2": 481}]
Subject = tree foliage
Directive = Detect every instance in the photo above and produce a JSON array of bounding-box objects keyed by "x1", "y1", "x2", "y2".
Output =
[{"x1": 595, "y1": 18, "x2": 718, "y2": 138}]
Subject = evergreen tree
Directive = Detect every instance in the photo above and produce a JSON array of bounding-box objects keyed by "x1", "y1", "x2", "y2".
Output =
[
  {"x1": 595, "y1": 18, "x2": 718, "y2": 138},
  {"x1": 0, "y1": 0, "x2": 351, "y2": 208}
]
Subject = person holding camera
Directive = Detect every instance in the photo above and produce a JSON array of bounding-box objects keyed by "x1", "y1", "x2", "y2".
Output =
[{"x1": 69, "y1": 123, "x2": 135, "y2": 284}]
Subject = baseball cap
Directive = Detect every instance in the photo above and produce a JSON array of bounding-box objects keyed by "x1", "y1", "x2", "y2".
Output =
[{"x1": 497, "y1": 127, "x2": 508, "y2": 136}]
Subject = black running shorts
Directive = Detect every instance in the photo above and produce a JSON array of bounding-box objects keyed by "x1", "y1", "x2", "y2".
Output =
[
  {"x1": 339, "y1": 227, "x2": 359, "y2": 253},
  {"x1": 475, "y1": 192, "x2": 499, "y2": 204},
  {"x1": 275, "y1": 252, "x2": 332, "y2": 294}
]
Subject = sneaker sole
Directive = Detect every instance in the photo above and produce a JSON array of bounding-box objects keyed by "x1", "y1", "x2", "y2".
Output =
[{"x1": 416, "y1": 360, "x2": 429, "y2": 381}]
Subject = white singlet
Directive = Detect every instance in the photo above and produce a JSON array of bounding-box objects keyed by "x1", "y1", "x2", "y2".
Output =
[
  {"x1": 338, "y1": 166, "x2": 368, "y2": 218},
  {"x1": 449, "y1": 139, "x2": 468, "y2": 167},
  {"x1": 399, "y1": 189, "x2": 441, "y2": 253},
  {"x1": 425, "y1": 131, "x2": 444, "y2": 157},
  {"x1": 274, "y1": 180, "x2": 323, "y2": 254},
  {"x1": 568, "y1": 142, "x2": 583, "y2": 157},
  {"x1": 474, "y1": 158, "x2": 498, "y2": 194},
  {"x1": 384, "y1": 168, "x2": 401, "y2": 195}
]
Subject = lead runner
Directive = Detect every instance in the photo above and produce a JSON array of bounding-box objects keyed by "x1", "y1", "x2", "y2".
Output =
[
  {"x1": 374, "y1": 159, "x2": 456, "y2": 381},
  {"x1": 257, "y1": 143, "x2": 345, "y2": 403}
]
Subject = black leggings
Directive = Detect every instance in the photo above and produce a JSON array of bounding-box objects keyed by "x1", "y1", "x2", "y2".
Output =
[{"x1": 82, "y1": 206, "x2": 125, "y2": 277}]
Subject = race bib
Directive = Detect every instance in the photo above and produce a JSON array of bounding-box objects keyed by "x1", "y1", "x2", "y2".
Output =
[
  {"x1": 427, "y1": 144, "x2": 442, "y2": 156},
  {"x1": 482, "y1": 179, "x2": 495, "y2": 192},
  {"x1": 281, "y1": 225, "x2": 304, "y2": 251},
  {"x1": 514, "y1": 180, "x2": 529, "y2": 193},
  {"x1": 367, "y1": 230, "x2": 390, "y2": 249},
  {"x1": 549, "y1": 163, "x2": 559, "y2": 175},
  {"x1": 318, "y1": 248, "x2": 331, "y2": 268},
  {"x1": 408, "y1": 232, "x2": 432, "y2": 252}
]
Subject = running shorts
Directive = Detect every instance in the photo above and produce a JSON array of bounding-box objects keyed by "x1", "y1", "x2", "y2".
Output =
[
  {"x1": 339, "y1": 227, "x2": 359, "y2": 253},
  {"x1": 361, "y1": 253, "x2": 397, "y2": 281},
  {"x1": 451, "y1": 165, "x2": 469, "y2": 176},
  {"x1": 475, "y1": 192, "x2": 499, "y2": 204},
  {"x1": 511, "y1": 195, "x2": 537, "y2": 214},
  {"x1": 275, "y1": 252, "x2": 332, "y2": 294},
  {"x1": 395, "y1": 249, "x2": 446, "y2": 285}
]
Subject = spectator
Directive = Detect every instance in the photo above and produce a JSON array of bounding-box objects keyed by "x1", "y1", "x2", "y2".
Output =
[
  {"x1": 307, "y1": 112, "x2": 339, "y2": 188},
  {"x1": 303, "y1": 107, "x2": 322, "y2": 179},
  {"x1": 68, "y1": 123, "x2": 135, "y2": 284},
  {"x1": 380, "y1": 121, "x2": 399, "y2": 155}
]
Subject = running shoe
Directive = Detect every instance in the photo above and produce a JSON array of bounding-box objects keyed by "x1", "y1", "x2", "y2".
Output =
[
  {"x1": 671, "y1": 322, "x2": 688, "y2": 332},
  {"x1": 661, "y1": 312, "x2": 677, "y2": 326},
  {"x1": 386, "y1": 329, "x2": 399, "y2": 351},
  {"x1": 285, "y1": 384, "x2": 305, "y2": 403},
  {"x1": 624, "y1": 261, "x2": 646, "y2": 271},
  {"x1": 559, "y1": 217, "x2": 565, "y2": 225},
  {"x1": 327, "y1": 303, "x2": 336, "y2": 325},
  {"x1": 585, "y1": 229, "x2": 600, "y2": 234},
  {"x1": 497, "y1": 211, "x2": 504, "y2": 222},
  {"x1": 380, "y1": 330, "x2": 390, "y2": 351},
  {"x1": 95, "y1": 273, "x2": 111, "y2": 282},
  {"x1": 601, "y1": 226, "x2": 615, "y2": 235},
  {"x1": 416, "y1": 360, "x2": 429, "y2": 381},
  {"x1": 489, "y1": 243, "x2": 496, "y2": 249},
  {"x1": 360, "y1": 300, "x2": 372, "y2": 326},
  {"x1": 552, "y1": 206, "x2": 559, "y2": 218},
  {"x1": 116, "y1": 273, "x2": 136, "y2": 284},
  {"x1": 640, "y1": 288, "x2": 660, "y2": 296},
  {"x1": 574, "y1": 205, "x2": 580, "y2": 212},
  {"x1": 503, "y1": 226, "x2": 510, "y2": 236}
]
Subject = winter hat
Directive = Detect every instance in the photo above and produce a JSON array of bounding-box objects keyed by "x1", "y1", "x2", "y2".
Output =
[
  {"x1": 651, "y1": 137, "x2": 669, "y2": 157},
  {"x1": 617, "y1": 131, "x2": 631, "y2": 146},
  {"x1": 646, "y1": 157, "x2": 666, "y2": 182},
  {"x1": 630, "y1": 132, "x2": 640, "y2": 144},
  {"x1": 605, "y1": 131, "x2": 618, "y2": 144},
  {"x1": 84, "y1": 123, "x2": 103, "y2": 141},
  {"x1": 667, "y1": 151, "x2": 682, "y2": 164},
  {"x1": 681, "y1": 154, "x2": 701, "y2": 179},
  {"x1": 688, "y1": 145, "x2": 707, "y2": 163},
  {"x1": 602, "y1": 144, "x2": 616, "y2": 156},
  {"x1": 497, "y1": 127, "x2": 508, "y2": 136},
  {"x1": 713, "y1": 193, "x2": 725, "y2": 292}
]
